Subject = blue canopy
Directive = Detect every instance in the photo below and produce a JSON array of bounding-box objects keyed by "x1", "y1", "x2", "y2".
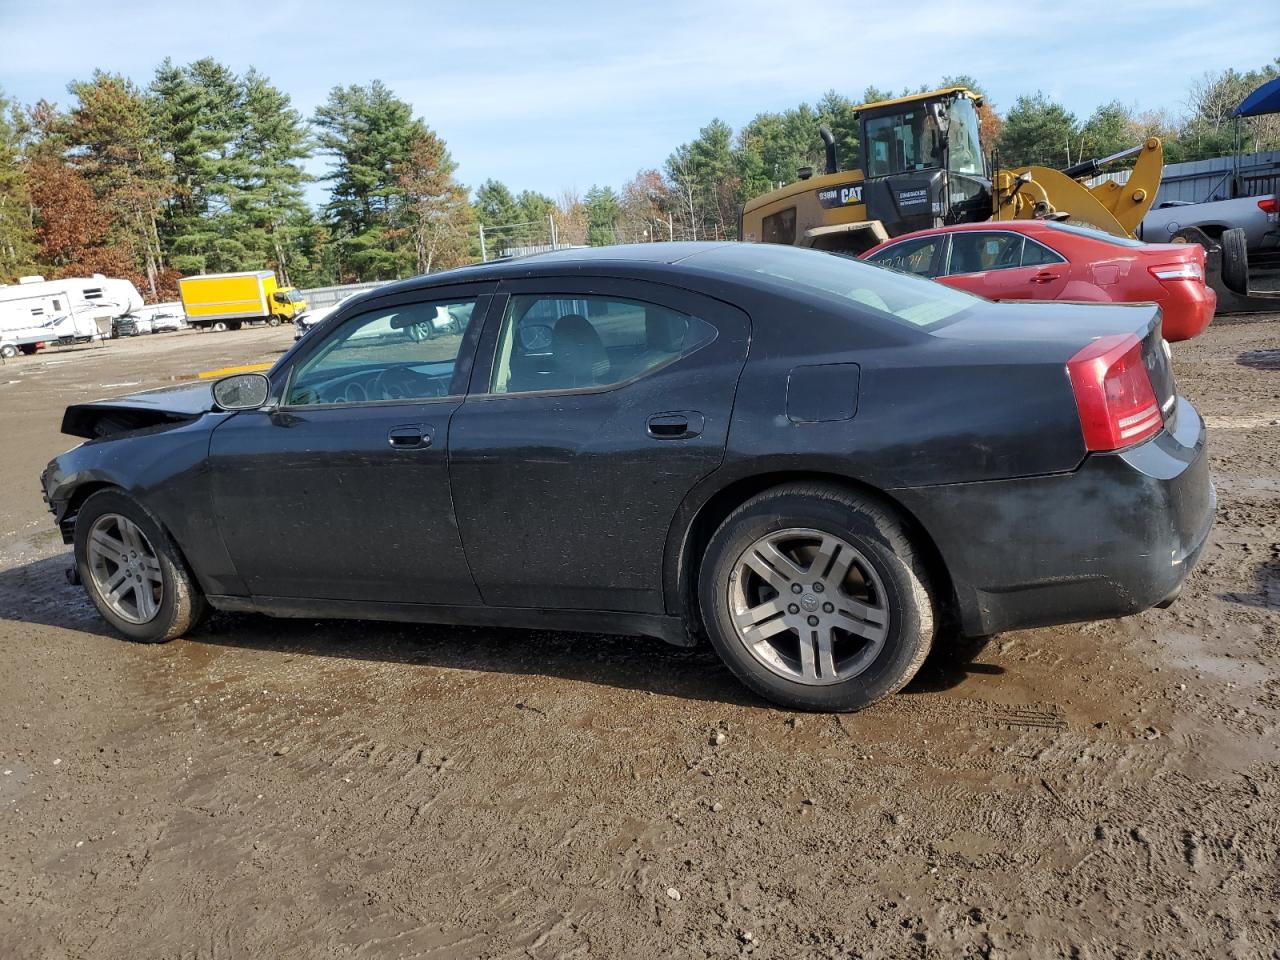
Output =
[{"x1": 1236, "y1": 77, "x2": 1280, "y2": 118}]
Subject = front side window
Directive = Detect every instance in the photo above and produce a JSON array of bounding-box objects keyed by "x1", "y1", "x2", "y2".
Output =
[
  {"x1": 761, "y1": 207, "x2": 797, "y2": 245},
  {"x1": 864, "y1": 109, "x2": 942, "y2": 177},
  {"x1": 287, "y1": 297, "x2": 478, "y2": 405},
  {"x1": 946, "y1": 232, "x2": 1024, "y2": 275},
  {"x1": 490, "y1": 294, "x2": 713, "y2": 395},
  {"x1": 865, "y1": 235, "x2": 944, "y2": 278}
]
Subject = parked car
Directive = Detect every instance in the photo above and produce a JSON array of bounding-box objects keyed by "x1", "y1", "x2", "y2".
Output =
[
  {"x1": 293, "y1": 301, "x2": 346, "y2": 341},
  {"x1": 861, "y1": 220, "x2": 1216, "y2": 342},
  {"x1": 41, "y1": 243, "x2": 1213, "y2": 712},
  {"x1": 112, "y1": 316, "x2": 154, "y2": 338}
]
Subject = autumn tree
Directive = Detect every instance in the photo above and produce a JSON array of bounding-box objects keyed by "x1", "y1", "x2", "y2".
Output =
[{"x1": 397, "y1": 129, "x2": 473, "y2": 274}]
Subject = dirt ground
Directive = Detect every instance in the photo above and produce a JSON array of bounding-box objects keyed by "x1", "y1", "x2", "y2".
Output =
[{"x1": 0, "y1": 318, "x2": 1277, "y2": 960}]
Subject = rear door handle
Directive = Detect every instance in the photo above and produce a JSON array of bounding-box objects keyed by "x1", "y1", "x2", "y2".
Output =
[
  {"x1": 1030, "y1": 271, "x2": 1062, "y2": 283},
  {"x1": 387, "y1": 424, "x2": 433, "y2": 449},
  {"x1": 647, "y1": 411, "x2": 704, "y2": 440}
]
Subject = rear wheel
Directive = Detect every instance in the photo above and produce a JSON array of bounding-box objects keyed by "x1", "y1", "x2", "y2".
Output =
[
  {"x1": 1221, "y1": 227, "x2": 1249, "y2": 294},
  {"x1": 211, "y1": 321, "x2": 228, "y2": 333},
  {"x1": 699, "y1": 484, "x2": 935, "y2": 712},
  {"x1": 73, "y1": 489, "x2": 206, "y2": 643}
]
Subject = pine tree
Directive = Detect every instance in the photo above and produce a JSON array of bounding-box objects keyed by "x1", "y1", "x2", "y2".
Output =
[
  {"x1": 150, "y1": 58, "x2": 245, "y2": 274},
  {"x1": 0, "y1": 89, "x2": 35, "y2": 281},
  {"x1": 229, "y1": 70, "x2": 311, "y2": 284},
  {"x1": 313, "y1": 81, "x2": 426, "y2": 279}
]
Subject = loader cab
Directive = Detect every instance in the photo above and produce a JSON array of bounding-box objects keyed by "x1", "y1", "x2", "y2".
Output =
[
  {"x1": 855, "y1": 87, "x2": 991, "y2": 238},
  {"x1": 740, "y1": 86, "x2": 991, "y2": 256}
]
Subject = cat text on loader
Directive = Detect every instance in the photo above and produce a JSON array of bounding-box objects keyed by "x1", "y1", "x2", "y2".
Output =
[{"x1": 739, "y1": 86, "x2": 1165, "y2": 255}]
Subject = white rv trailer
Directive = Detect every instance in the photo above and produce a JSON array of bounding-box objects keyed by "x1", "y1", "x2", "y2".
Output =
[{"x1": 0, "y1": 274, "x2": 143, "y2": 357}]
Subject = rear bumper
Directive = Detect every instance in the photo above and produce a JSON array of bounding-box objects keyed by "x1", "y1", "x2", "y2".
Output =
[
  {"x1": 1157, "y1": 282, "x2": 1216, "y2": 342},
  {"x1": 892, "y1": 397, "x2": 1214, "y2": 636}
]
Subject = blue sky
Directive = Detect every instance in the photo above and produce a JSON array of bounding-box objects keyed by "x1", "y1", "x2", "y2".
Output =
[{"x1": 2, "y1": 0, "x2": 1277, "y2": 206}]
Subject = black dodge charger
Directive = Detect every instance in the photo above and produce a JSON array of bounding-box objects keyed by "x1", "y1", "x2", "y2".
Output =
[{"x1": 41, "y1": 243, "x2": 1214, "y2": 711}]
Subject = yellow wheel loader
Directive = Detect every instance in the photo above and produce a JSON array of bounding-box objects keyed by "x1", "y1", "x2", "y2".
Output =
[{"x1": 740, "y1": 86, "x2": 1165, "y2": 254}]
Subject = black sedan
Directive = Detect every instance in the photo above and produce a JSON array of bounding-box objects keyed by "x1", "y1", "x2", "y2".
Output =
[{"x1": 41, "y1": 243, "x2": 1214, "y2": 712}]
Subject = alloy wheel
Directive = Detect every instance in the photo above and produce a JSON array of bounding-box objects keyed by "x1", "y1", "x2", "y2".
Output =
[
  {"x1": 86, "y1": 513, "x2": 163, "y2": 624},
  {"x1": 728, "y1": 527, "x2": 890, "y2": 685}
]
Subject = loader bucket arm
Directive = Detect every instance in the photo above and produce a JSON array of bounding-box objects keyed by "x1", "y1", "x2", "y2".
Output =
[
  {"x1": 993, "y1": 138, "x2": 1164, "y2": 239},
  {"x1": 1085, "y1": 138, "x2": 1163, "y2": 236}
]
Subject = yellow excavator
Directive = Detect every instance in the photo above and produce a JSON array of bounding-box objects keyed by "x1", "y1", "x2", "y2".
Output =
[{"x1": 740, "y1": 86, "x2": 1165, "y2": 254}]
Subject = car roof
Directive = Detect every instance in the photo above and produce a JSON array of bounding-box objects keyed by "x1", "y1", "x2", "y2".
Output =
[{"x1": 367, "y1": 242, "x2": 742, "y2": 298}]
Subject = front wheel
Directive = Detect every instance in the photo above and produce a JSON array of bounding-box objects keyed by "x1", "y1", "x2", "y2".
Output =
[
  {"x1": 0, "y1": 344, "x2": 16, "y2": 359},
  {"x1": 699, "y1": 483, "x2": 935, "y2": 712},
  {"x1": 73, "y1": 489, "x2": 206, "y2": 643},
  {"x1": 267, "y1": 315, "x2": 282, "y2": 327}
]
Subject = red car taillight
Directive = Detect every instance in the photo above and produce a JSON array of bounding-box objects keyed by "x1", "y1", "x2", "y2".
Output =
[
  {"x1": 1259, "y1": 198, "x2": 1278, "y2": 214},
  {"x1": 1067, "y1": 333, "x2": 1162, "y2": 452},
  {"x1": 1148, "y1": 262, "x2": 1202, "y2": 281}
]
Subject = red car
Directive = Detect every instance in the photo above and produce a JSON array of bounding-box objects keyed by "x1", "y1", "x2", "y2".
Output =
[{"x1": 861, "y1": 220, "x2": 1216, "y2": 341}]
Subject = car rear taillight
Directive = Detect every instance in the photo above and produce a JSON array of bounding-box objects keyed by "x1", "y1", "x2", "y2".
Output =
[
  {"x1": 1259, "y1": 198, "x2": 1278, "y2": 214},
  {"x1": 1148, "y1": 262, "x2": 1203, "y2": 281},
  {"x1": 1067, "y1": 333, "x2": 1163, "y2": 452}
]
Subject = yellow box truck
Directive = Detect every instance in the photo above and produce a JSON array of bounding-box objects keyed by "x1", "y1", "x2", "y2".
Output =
[{"x1": 178, "y1": 271, "x2": 307, "y2": 331}]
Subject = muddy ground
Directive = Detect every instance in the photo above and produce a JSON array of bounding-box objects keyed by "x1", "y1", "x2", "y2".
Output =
[{"x1": 0, "y1": 319, "x2": 1277, "y2": 959}]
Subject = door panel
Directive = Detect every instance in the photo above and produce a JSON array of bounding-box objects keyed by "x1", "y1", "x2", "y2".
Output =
[
  {"x1": 449, "y1": 279, "x2": 751, "y2": 614},
  {"x1": 210, "y1": 401, "x2": 478, "y2": 603},
  {"x1": 207, "y1": 286, "x2": 493, "y2": 604}
]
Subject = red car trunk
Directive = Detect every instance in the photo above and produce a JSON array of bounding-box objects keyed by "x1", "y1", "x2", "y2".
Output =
[{"x1": 861, "y1": 221, "x2": 1217, "y2": 342}]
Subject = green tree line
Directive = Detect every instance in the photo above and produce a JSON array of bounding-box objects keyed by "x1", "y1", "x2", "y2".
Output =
[{"x1": 0, "y1": 57, "x2": 1276, "y2": 296}]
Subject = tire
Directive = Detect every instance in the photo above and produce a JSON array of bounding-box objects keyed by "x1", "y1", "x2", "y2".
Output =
[
  {"x1": 228, "y1": 321, "x2": 243, "y2": 332},
  {"x1": 0, "y1": 344, "x2": 16, "y2": 359},
  {"x1": 1221, "y1": 227, "x2": 1249, "y2": 294},
  {"x1": 267, "y1": 315, "x2": 282, "y2": 327},
  {"x1": 73, "y1": 489, "x2": 206, "y2": 643},
  {"x1": 698, "y1": 483, "x2": 935, "y2": 712},
  {"x1": 211, "y1": 321, "x2": 228, "y2": 333}
]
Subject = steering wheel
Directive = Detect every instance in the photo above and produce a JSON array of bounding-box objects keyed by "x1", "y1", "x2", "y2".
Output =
[{"x1": 371, "y1": 366, "x2": 444, "y2": 401}]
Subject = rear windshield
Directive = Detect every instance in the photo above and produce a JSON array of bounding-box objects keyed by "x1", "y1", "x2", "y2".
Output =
[
  {"x1": 697, "y1": 244, "x2": 977, "y2": 329},
  {"x1": 1041, "y1": 221, "x2": 1147, "y2": 247}
]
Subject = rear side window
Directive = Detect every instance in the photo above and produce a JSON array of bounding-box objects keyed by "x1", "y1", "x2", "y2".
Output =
[
  {"x1": 946, "y1": 232, "x2": 1024, "y2": 275},
  {"x1": 761, "y1": 207, "x2": 797, "y2": 245},
  {"x1": 490, "y1": 295, "x2": 714, "y2": 394},
  {"x1": 1021, "y1": 237, "x2": 1068, "y2": 266},
  {"x1": 864, "y1": 235, "x2": 944, "y2": 278}
]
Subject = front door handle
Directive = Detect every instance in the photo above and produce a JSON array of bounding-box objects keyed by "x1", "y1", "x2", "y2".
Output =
[
  {"x1": 647, "y1": 411, "x2": 704, "y2": 440},
  {"x1": 387, "y1": 424, "x2": 433, "y2": 449}
]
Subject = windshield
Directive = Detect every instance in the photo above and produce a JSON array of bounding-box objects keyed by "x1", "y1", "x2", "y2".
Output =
[
  {"x1": 284, "y1": 289, "x2": 303, "y2": 302},
  {"x1": 946, "y1": 97, "x2": 984, "y2": 176},
  {"x1": 698, "y1": 244, "x2": 977, "y2": 330},
  {"x1": 1041, "y1": 221, "x2": 1148, "y2": 247}
]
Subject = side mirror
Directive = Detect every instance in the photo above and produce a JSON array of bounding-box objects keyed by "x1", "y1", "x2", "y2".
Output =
[{"x1": 212, "y1": 372, "x2": 271, "y2": 411}]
